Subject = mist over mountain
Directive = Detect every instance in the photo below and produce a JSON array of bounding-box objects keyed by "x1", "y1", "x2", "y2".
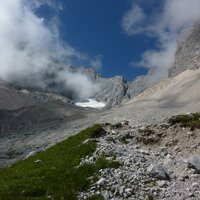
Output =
[
  {"x1": 0, "y1": 1, "x2": 101, "y2": 100},
  {"x1": 1, "y1": 0, "x2": 200, "y2": 107}
]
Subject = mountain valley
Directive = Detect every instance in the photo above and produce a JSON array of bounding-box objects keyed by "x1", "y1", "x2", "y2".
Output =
[{"x1": 0, "y1": 11, "x2": 200, "y2": 200}]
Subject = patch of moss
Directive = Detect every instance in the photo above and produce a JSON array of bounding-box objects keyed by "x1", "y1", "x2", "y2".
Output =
[
  {"x1": 86, "y1": 194, "x2": 104, "y2": 200},
  {"x1": 137, "y1": 137, "x2": 159, "y2": 145},
  {"x1": 89, "y1": 124, "x2": 107, "y2": 138},
  {"x1": 137, "y1": 127, "x2": 159, "y2": 145},
  {"x1": 111, "y1": 123, "x2": 122, "y2": 129},
  {"x1": 120, "y1": 137, "x2": 129, "y2": 144},
  {"x1": 138, "y1": 127, "x2": 155, "y2": 136},
  {"x1": 148, "y1": 194, "x2": 154, "y2": 200},
  {"x1": 103, "y1": 122, "x2": 111, "y2": 126}
]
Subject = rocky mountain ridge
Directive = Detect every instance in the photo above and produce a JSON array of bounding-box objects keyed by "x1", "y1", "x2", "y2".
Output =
[
  {"x1": 3, "y1": 21, "x2": 200, "y2": 109},
  {"x1": 169, "y1": 21, "x2": 200, "y2": 77},
  {"x1": 79, "y1": 21, "x2": 200, "y2": 107},
  {"x1": 72, "y1": 67, "x2": 148, "y2": 107}
]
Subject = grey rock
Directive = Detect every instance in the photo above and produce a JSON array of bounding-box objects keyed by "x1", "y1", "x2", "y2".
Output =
[
  {"x1": 125, "y1": 188, "x2": 132, "y2": 194},
  {"x1": 186, "y1": 155, "x2": 200, "y2": 172},
  {"x1": 97, "y1": 178, "x2": 106, "y2": 185},
  {"x1": 82, "y1": 139, "x2": 90, "y2": 144},
  {"x1": 147, "y1": 164, "x2": 169, "y2": 180},
  {"x1": 156, "y1": 180, "x2": 167, "y2": 187},
  {"x1": 140, "y1": 149, "x2": 150, "y2": 155},
  {"x1": 192, "y1": 182, "x2": 199, "y2": 187},
  {"x1": 25, "y1": 151, "x2": 36, "y2": 159},
  {"x1": 102, "y1": 190, "x2": 110, "y2": 200},
  {"x1": 34, "y1": 159, "x2": 42, "y2": 163},
  {"x1": 189, "y1": 192, "x2": 195, "y2": 197}
]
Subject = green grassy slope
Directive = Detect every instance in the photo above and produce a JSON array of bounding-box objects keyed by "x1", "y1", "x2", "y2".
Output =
[{"x1": 0, "y1": 124, "x2": 117, "y2": 200}]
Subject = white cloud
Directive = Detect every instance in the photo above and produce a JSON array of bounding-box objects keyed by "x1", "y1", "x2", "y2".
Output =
[
  {"x1": 0, "y1": 0, "x2": 100, "y2": 100},
  {"x1": 29, "y1": 0, "x2": 63, "y2": 11},
  {"x1": 122, "y1": 0, "x2": 200, "y2": 83},
  {"x1": 90, "y1": 56, "x2": 103, "y2": 70},
  {"x1": 121, "y1": 5, "x2": 146, "y2": 35}
]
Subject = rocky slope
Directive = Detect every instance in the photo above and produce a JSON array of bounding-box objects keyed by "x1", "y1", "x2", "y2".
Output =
[
  {"x1": 98, "y1": 68, "x2": 200, "y2": 127},
  {"x1": 78, "y1": 118, "x2": 200, "y2": 200},
  {"x1": 0, "y1": 81, "x2": 89, "y2": 133},
  {"x1": 0, "y1": 80, "x2": 74, "y2": 110},
  {"x1": 169, "y1": 22, "x2": 200, "y2": 77},
  {"x1": 2, "y1": 67, "x2": 200, "y2": 168}
]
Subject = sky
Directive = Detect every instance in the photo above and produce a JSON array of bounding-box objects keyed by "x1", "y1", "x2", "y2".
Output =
[
  {"x1": 56, "y1": 0, "x2": 152, "y2": 80},
  {"x1": 0, "y1": 0, "x2": 200, "y2": 99},
  {"x1": 37, "y1": 0, "x2": 155, "y2": 80},
  {"x1": 35, "y1": 0, "x2": 200, "y2": 81}
]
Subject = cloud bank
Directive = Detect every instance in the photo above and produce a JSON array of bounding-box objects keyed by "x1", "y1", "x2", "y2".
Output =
[
  {"x1": 0, "y1": 0, "x2": 101, "y2": 100},
  {"x1": 122, "y1": 0, "x2": 200, "y2": 84}
]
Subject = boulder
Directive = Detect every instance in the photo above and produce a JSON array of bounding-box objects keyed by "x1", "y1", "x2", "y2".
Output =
[
  {"x1": 147, "y1": 164, "x2": 169, "y2": 180},
  {"x1": 97, "y1": 178, "x2": 106, "y2": 185},
  {"x1": 186, "y1": 155, "x2": 200, "y2": 172}
]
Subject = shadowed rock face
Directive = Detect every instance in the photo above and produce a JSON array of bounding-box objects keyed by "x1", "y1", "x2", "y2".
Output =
[
  {"x1": 0, "y1": 101, "x2": 92, "y2": 135},
  {"x1": 169, "y1": 22, "x2": 200, "y2": 77},
  {"x1": 0, "y1": 81, "x2": 97, "y2": 135},
  {"x1": 0, "y1": 81, "x2": 71, "y2": 110}
]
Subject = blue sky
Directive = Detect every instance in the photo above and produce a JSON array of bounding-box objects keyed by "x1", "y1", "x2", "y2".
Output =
[
  {"x1": 59, "y1": 0, "x2": 152, "y2": 80},
  {"x1": 37, "y1": 0, "x2": 158, "y2": 80},
  {"x1": 35, "y1": 0, "x2": 200, "y2": 81}
]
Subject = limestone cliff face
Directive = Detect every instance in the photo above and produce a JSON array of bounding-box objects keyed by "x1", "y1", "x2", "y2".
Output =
[
  {"x1": 169, "y1": 22, "x2": 200, "y2": 77},
  {"x1": 95, "y1": 76, "x2": 128, "y2": 107},
  {"x1": 125, "y1": 76, "x2": 146, "y2": 100},
  {"x1": 71, "y1": 67, "x2": 147, "y2": 107}
]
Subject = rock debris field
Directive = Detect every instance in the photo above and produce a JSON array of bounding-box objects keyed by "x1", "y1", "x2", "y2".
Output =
[{"x1": 78, "y1": 119, "x2": 200, "y2": 200}]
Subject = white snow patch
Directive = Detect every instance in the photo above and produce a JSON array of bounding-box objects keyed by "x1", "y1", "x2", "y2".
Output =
[
  {"x1": 75, "y1": 98, "x2": 106, "y2": 109},
  {"x1": 19, "y1": 89, "x2": 30, "y2": 94}
]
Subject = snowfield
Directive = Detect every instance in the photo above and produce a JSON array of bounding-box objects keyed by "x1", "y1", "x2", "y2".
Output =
[{"x1": 75, "y1": 98, "x2": 106, "y2": 109}]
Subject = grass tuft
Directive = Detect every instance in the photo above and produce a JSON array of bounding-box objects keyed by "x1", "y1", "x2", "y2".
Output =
[
  {"x1": 148, "y1": 194, "x2": 154, "y2": 200},
  {"x1": 137, "y1": 127, "x2": 159, "y2": 145},
  {"x1": 86, "y1": 195, "x2": 104, "y2": 200}
]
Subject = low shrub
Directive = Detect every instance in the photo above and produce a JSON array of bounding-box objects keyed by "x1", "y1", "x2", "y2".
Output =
[{"x1": 169, "y1": 113, "x2": 200, "y2": 130}]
